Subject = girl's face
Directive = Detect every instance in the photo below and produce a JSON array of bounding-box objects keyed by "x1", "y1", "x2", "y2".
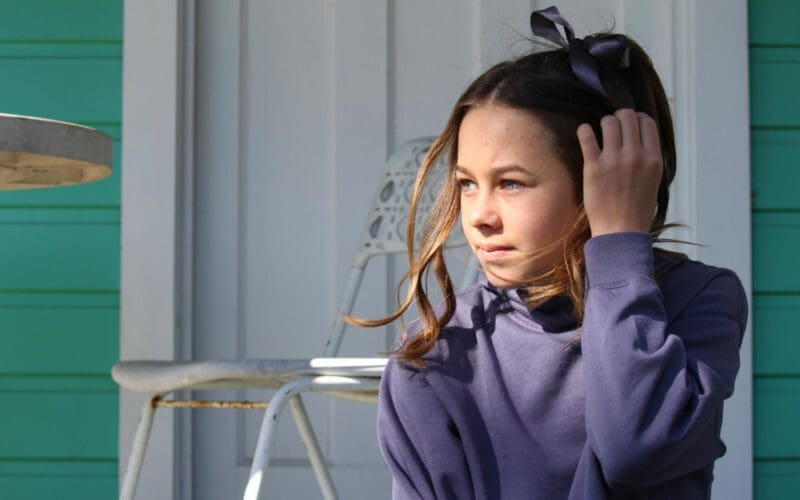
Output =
[{"x1": 456, "y1": 104, "x2": 579, "y2": 288}]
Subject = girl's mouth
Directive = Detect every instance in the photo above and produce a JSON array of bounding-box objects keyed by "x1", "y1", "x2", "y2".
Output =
[{"x1": 476, "y1": 244, "x2": 515, "y2": 261}]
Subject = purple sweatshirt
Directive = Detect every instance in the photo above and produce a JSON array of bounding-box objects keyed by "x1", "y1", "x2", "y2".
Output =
[{"x1": 377, "y1": 232, "x2": 747, "y2": 499}]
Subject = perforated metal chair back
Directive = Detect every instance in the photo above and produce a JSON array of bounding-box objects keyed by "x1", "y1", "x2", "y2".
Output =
[{"x1": 355, "y1": 136, "x2": 467, "y2": 266}]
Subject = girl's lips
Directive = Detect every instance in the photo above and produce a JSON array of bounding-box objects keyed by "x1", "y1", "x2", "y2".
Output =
[{"x1": 476, "y1": 244, "x2": 515, "y2": 261}]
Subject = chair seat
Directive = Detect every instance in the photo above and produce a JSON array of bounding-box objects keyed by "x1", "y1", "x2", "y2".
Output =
[{"x1": 112, "y1": 357, "x2": 387, "y2": 394}]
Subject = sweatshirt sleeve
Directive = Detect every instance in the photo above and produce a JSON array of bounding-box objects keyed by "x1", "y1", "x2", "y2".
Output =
[
  {"x1": 581, "y1": 232, "x2": 747, "y2": 490},
  {"x1": 377, "y1": 357, "x2": 473, "y2": 500}
]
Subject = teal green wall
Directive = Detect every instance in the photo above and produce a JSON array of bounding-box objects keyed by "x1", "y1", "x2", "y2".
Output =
[
  {"x1": 750, "y1": 0, "x2": 800, "y2": 497},
  {"x1": 0, "y1": 1, "x2": 121, "y2": 498}
]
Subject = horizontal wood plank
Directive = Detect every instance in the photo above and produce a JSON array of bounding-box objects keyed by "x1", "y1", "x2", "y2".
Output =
[
  {"x1": 0, "y1": 43, "x2": 120, "y2": 58},
  {"x1": 749, "y1": 0, "x2": 800, "y2": 46},
  {"x1": 0, "y1": 388, "x2": 116, "y2": 460},
  {"x1": 0, "y1": 474, "x2": 116, "y2": 500},
  {"x1": 0, "y1": 303, "x2": 117, "y2": 375},
  {"x1": 754, "y1": 377, "x2": 800, "y2": 459},
  {"x1": 0, "y1": 0, "x2": 121, "y2": 42},
  {"x1": 750, "y1": 48, "x2": 800, "y2": 128},
  {"x1": 754, "y1": 294, "x2": 800, "y2": 376},
  {"x1": 0, "y1": 57, "x2": 121, "y2": 124},
  {"x1": 755, "y1": 459, "x2": 800, "y2": 499},
  {"x1": 0, "y1": 212, "x2": 119, "y2": 291},
  {"x1": 752, "y1": 212, "x2": 800, "y2": 293},
  {"x1": 0, "y1": 459, "x2": 116, "y2": 475},
  {"x1": 751, "y1": 129, "x2": 800, "y2": 210}
]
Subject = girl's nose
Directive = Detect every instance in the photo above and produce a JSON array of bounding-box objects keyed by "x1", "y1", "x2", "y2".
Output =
[{"x1": 468, "y1": 192, "x2": 500, "y2": 229}]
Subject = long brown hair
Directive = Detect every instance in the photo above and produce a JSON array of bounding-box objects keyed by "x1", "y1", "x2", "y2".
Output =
[{"x1": 349, "y1": 36, "x2": 677, "y2": 366}]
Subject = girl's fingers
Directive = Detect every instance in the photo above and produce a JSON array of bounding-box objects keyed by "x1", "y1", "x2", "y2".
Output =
[
  {"x1": 638, "y1": 112, "x2": 661, "y2": 155},
  {"x1": 577, "y1": 124, "x2": 601, "y2": 163},
  {"x1": 599, "y1": 114, "x2": 622, "y2": 151},
  {"x1": 615, "y1": 108, "x2": 641, "y2": 148},
  {"x1": 583, "y1": 110, "x2": 663, "y2": 236}
]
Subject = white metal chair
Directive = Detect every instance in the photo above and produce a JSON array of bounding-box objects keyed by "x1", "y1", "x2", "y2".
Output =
[{"x1": 113, "y1": 136, "x2": 478, "y2": 500}]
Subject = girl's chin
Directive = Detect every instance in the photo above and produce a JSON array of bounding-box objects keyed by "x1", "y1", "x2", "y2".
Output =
[
  {"x1": 482, "y1": 264, "x2": 549, "y2": 289},
  {"x1": 484, "y1": 272, "x2": 524, "y2": 289}
]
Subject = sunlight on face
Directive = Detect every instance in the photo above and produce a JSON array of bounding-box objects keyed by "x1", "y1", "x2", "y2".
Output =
[{"x1": 456, "y1": 104, "x2": 578, "y2": 288}]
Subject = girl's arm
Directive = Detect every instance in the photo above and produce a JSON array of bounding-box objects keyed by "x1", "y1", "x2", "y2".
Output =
[
  {"x1": 581, "y1": 231, "x2": 747, "y2": 489},
  {"x1": 577, "y1": 110, "x2": 747, "y2": 489},
  {"x1": 377, "y1": 357, "x2": 473, "y2": 500}
]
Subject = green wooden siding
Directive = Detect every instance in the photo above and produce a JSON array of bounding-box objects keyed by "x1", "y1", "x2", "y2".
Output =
[
  {"x1": 0, "y1": 1, "x2": 121, "y2": 498},
  {"x1": 750, "y1": 0, "x2": 800, "y2": 497}
]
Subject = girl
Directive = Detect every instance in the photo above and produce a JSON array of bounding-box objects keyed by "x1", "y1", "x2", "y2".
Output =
[{"x1": 357, "y1": 7, "x2": 747, "y2": 499}]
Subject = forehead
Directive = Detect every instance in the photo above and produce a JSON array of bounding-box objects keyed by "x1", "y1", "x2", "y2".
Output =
[{"x1": 457, "y1": 104, "x2": 557, "y2": 165}]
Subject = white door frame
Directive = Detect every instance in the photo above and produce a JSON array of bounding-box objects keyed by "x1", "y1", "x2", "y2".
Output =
[
  {"x1": 119, "y1": 1, "x2": 752, "y2": 498},
  {"x1": 119, "y1": 1, "x2": 194, "y2": 498},
  {"x1": 673, "y1": 2, "x2": 752, "y2": 499}
]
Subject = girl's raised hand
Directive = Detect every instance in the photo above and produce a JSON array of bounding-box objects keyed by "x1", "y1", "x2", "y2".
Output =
[{"x1": 577, "y1": 109, "x2": 663, "y2": 237}]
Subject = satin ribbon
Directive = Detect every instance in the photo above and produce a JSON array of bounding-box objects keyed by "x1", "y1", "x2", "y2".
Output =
[{"x1": 530, "y1": 6, "x2": 630, "y2": 96}]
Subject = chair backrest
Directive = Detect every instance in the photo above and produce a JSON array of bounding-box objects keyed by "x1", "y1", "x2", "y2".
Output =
[
  {"x1": 353, "y1": 136, "x2": 467, "y2": 267},
  {"x1": 323, "y1": 136, "x2": 473, "y2": 356}
]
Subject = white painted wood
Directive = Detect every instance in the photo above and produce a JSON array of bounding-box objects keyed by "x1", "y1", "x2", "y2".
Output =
[
  {"x1": 236, "y1": 1, "x2": 337, "y2": 483},
  {"x1": 120, "y1": 0, "x2": 181, "y2": 498},
  {"x1": 176, "y1": 1, "x2": 196, "y2": 496},
  {"x1": 325, "y1": 0, "x2": 392, "y2": 470},
  {"x1": 121, "y1": 1, "x2": 752, "y2": 498},
  {"x1": 233, "y1": 1, "x2": 393, "y2": 495},
  {"x1": 477, "y1": 1, "x2": 540, "y2": 67},
  {"x1": 191, "y1": 1, "x2": 244, "y2": 498},
  {"x1": 687, "y1": 2, "x2": 752, "y2": 499},
  {"x1": 671, "y1": 0, "x2": 699, "y2": 255}
]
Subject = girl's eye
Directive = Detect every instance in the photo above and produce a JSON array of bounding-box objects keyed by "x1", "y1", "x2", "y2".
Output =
[
  {"x1": 501, "y1": 179, "x2": 522, "y2": 191},
  {"x1": 458, "y1": 179, "x2": 476, "y2": 192}
]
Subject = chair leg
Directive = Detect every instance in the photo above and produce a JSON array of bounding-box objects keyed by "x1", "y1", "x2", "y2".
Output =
[
  {"x1": 243, "y1": 379, "x2": 338, "y2": 500},
  {"x1": 119, "y1": 395, "x2": 159, "y2": 500},
  {"x1": 243, "y1": 376, "x2": 379, "y2": 500},
  {"x1": 289, "y1": 395, "x2": 337, "y2": 500}
]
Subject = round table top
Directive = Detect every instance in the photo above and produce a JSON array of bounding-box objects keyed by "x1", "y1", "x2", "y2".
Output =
[{"x1": 0, "y1": 113, "x2": 112, "y2": 190}]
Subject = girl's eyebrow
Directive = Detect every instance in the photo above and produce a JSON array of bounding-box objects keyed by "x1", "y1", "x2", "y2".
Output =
[{"x1": 455, "y1": 164, "x2": 536, "y2": 176}]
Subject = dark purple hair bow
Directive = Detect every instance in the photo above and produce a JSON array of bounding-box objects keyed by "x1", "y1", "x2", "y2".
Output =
[{"x1": 530, "y1": 6, "x2": 630, "y2": 96}]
